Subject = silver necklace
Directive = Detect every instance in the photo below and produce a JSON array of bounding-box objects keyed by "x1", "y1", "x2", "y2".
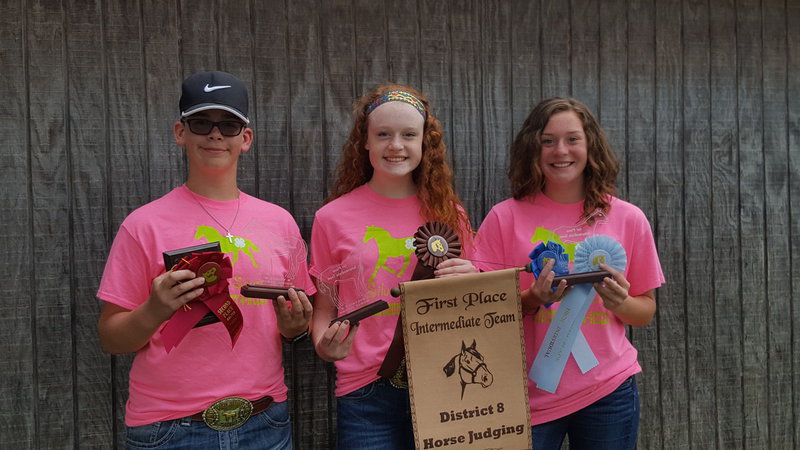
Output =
[{"x1": 190, "y1": 190, "x2": 240, "y2": 243}]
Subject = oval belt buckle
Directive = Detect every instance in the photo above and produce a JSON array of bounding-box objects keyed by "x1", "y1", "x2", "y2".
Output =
[{"x1": 202, "y1": 397, "x2": 254, "y2": 431}]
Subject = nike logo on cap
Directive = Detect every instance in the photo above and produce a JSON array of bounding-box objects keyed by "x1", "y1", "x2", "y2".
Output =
[{"x1": 204, "y1": 84, "x2": 231, "y2": 92}]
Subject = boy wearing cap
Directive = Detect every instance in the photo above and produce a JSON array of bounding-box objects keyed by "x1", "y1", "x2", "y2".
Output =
[{"x1": 97, "y1": 71, "x2": 314, "y2": 449}]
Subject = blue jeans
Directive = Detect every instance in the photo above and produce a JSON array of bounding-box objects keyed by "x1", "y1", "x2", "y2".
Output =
[
  {"x1": 336, "y1": 378, "x2": 415, "y2": 450},
  {"x1": 125, "y1": 400, "x2": 291, "y2": 449},
  {"x1": 532, "y1": 376, "x2": 639, "y2": 450}
]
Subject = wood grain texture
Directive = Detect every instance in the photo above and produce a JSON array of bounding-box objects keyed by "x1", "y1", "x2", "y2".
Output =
[
  {"x1": 449, "y1": 0, "x2": 483, "y2": 223},
  {"x1": 681, "y1": 1, "x2": 716, "y2": 448},
  {"x1": 570, "y1": 0, "x2": 599, "y2": 112},
  {"x1": 625, "y1": 1, "x2": 661, "y2": 447},
  {"x1": 788, "y1": 2, "x2": 800, "y2": 447},
  {"x1": 508, "y1": 0, "x2": 540, "y2": 147},
  {"x1": 2, "y1": 1, "x2": 799, "y2": 448},
  {"x1": 286, "y1": 0, "x2": 325, "y2": 235},
  {"x1": 709, "y1": 0, "x2": 744, "y2": 447},
  {"x1": 418, "y1": 0, "x2": 452, "y2": 146},
  {"x1": 736, "y1": 0, "x2": 769, "y2": 448},
  {"x1": 252, "y1": 0, "x2": 292, "y2": 206},
  {"x1": 479, "y1": 1, "x2": 512, "y2": 217},
  {"x1": 761, "y1": 0, "x2": 793, "y2": 447},
  {"x1": 219, "y1": 0, "x2": 258, "y2": 197},
  {"x1": 27, "y1": 1, "x2": 75, "y2": 447},
  {"x1": 103, "y1": 0, "x2": 150, "y2": 446},
  {"x1": 597, "y1": 0, "x2": 628, "y2": 200},
  {"x1": 653, "y1": 1, "x2": 690, "y2": 448},
  {"x1": 142, "y1": 0, "x2": 184, "y2": 200},
  {"x1": 540, "y1": 0, "x2": 569, "y2": 98},
  {"x1": 385, "y1": 0, "x2": 422, "y2": 87},
  {"x1": 67, "y1": 0, "x2": 117, "y2": 446},
  {"x1": 0, "y1": 0, "x2": 35, "y2": 447}
]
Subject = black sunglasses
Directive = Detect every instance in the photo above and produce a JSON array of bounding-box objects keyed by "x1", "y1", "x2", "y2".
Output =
[{"x1": 182, "y1": 118, "x2": 246, "y2": 137}]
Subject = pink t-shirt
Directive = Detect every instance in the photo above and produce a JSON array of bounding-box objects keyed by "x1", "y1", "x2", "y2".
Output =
[
  {"x1": 97, "y1": 185, "x2": 316, "y2": 426},
  {"x1": 474, "y1": 193, "x2": 664, "y2": 425},
  {"x1": 310, "y1": 184, "x2": 472, "y2": 396}
]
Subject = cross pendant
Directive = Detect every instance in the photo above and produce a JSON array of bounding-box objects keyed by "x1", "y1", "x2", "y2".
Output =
[{"x1": 226, "y1": 231, "x2": 234, "y2": 243}]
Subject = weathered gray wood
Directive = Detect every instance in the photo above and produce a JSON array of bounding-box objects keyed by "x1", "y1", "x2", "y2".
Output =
[
  {"x1": 682, "y1": 1, "x2": 716, "y2": 448},
  {"x1": 286, "y1": 0, "x2": 324, "y2": 235},
  {"x1": 479, "y1": 1, "x2": 512, "y2": 218},
  {"x1": 103, "y1": 0, "x2": 150, "y2": 446},
  {"x1": 353, "y1": 0, "x2": 388, "y2": 90},
  {"x1": 540, "y1": 0, "x2": 569, "y2": 98},
  {"x1": 449, "y1": 0, "x2": 484, "y2": 223},
  {"x1": 508, "y1": 0, "x2": 541, "y2": 179},
  {"x1": 625, "y1": 1, "x2": 661, "y2": 447},
  {"x1": 736, "y1": 0, "x2": 770, "y2": 448},
  {"x1": 418, "y1": 0, "x2": 452, "y2": 149},
  {"x1": 709, "y1": 0, "x2": 744, "y2": 448},
  {"x1": 2, "y1": 1, "x2": 800, "y2": 449},
  {"x1": 570, "y1": 0, "x2": 599, "y2": 113},
  {"x1": 597, "y1": 0, "x2": 627, "y2": 200},
  {"x1": 0, "y1": 0, "x2": 35, "y2": 447},
  {"x1": 281, "y1": 1, "x2": 333, "y2": 447},
  {"x1": 219, "y1": 0, "x2": 258, "y2": 197},
  {"x1": 67, "y1": 0, "x2": 117, "y2": 447},
  {"x1": 789, "y1": 3, "x2": 800, "y2": 447},
  {"x1": 654, "y1": 1, "x2": 690, "y2": 448},
  {"x1": 762, "y1": 0, "x2": 793, "y2": 448},
  {"x1": 385, "y1": 0, "x2": 422, "y2": 87},
  {"x1": 143, "y1": 0, "x2": 184, "y2": 199},
  {"x1": 26, "y1": 1, "x2": 75, "y2": 447},
  {"x1": 252, "y1": 0, "x2": 292, "y2": 206}
]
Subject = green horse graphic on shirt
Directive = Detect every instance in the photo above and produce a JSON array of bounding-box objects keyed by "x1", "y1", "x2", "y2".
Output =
[
  {"x1": 195, "y1": 225, "x2": 260, "y2": 267},
  {"x1": 363, "y1": 226, "x2": 415, "y2": 282}
]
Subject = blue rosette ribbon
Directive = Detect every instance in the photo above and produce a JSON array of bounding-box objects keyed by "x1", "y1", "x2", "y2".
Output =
[
  {"x1": 529, "y1": 235, "x2": 627, "y2": 393},
  {"x1": 528, "y1": 241, "x2": 569, "y2": 308},
  {"x1": 528, "y1": 241, "x2": 570, "y2": 279}
]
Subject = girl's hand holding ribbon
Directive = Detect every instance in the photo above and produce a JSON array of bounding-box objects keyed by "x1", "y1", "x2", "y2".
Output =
[{"x1": 522, "y1": 260, "x2": 571, "y2": 314}]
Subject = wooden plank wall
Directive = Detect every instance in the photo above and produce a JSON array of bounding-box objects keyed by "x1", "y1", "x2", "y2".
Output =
[{"x1": 0, "y1": 0, "x2": 797, "y2": 448}]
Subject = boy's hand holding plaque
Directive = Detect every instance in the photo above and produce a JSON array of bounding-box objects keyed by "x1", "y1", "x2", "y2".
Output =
[{"x1": 160, "y1": 251, "x2": 243, "y2": 352}]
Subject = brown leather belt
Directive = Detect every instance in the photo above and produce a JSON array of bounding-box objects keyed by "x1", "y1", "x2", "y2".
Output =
[{"x1": 190, "y1": 395, "x2": 273, "y2": 430}]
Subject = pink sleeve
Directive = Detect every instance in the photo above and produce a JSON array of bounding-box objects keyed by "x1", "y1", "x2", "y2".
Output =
[
  {"x1": 309, "y1": 216, "x2": 333, "y2": 279},
  {"x1": 473, "y1": 208, "x2": 508, "y2": 272},
  {"x1": 96, "y1": 225, "x2": 156, "y2": 310},
  {"x1": 625, "y1": 212, "x2": 665, "y2": 296}
]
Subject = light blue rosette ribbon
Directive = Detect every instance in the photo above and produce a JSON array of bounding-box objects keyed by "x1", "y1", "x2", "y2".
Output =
[
  {"x1": 528, "y1": 241, "x2": 569, "y2": 308},
  {"x1": 529, "y1": 235, "x2": 627, "y2": 393}
]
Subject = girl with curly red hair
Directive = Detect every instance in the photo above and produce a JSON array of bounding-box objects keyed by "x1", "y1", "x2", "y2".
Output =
[{"x1": 309, "y1": 84, "x2": 475, "y2": 449}]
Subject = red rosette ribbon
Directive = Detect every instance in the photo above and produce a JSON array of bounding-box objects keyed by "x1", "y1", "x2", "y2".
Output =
[{"x1": 160, "y1": 251, "x2": 243, "y2": 353}]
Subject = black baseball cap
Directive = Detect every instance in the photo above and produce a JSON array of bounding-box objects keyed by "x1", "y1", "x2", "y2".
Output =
[{"x1": 179, "y1": 71, "x2": 250, "y2": 123}]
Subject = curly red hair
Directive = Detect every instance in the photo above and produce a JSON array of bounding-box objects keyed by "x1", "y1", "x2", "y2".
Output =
[
  {"x1": 509, "y1": 97, "x2": 619, "y2": 224},
  {"x1": 327, "y1": 84, "x2": 471, "y2": 240}
]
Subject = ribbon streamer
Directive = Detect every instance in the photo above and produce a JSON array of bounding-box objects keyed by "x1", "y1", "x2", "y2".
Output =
[
  {"x1": 529, "y1": 235, "x2": 626, "y2": 393},
  {"x1": 160, "y1": 251, "x2": 243, "y2": 352},
  {"x1": 378, "y1": 222, "x2": 461, "y2": 384}
]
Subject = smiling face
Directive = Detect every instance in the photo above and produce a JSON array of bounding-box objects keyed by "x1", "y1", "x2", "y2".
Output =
[
  {"x1": 538, "y1": 110, "x2": 588, "y2": 203},
  {"x1": 364, "y1": 101, "x2": 425, "y2": 197},
  {"x1": 174, "y1": 109, "x2": 253, "y2": 178}
]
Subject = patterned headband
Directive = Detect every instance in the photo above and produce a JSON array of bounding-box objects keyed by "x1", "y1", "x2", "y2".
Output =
[{"x1": 365, "y1": 89, "x2": 427, "y2": 117}]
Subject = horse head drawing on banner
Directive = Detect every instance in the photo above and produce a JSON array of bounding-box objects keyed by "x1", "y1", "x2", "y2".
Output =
[{"x1": 443, "y1": 339, "x2": 493, "y2": 399}]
